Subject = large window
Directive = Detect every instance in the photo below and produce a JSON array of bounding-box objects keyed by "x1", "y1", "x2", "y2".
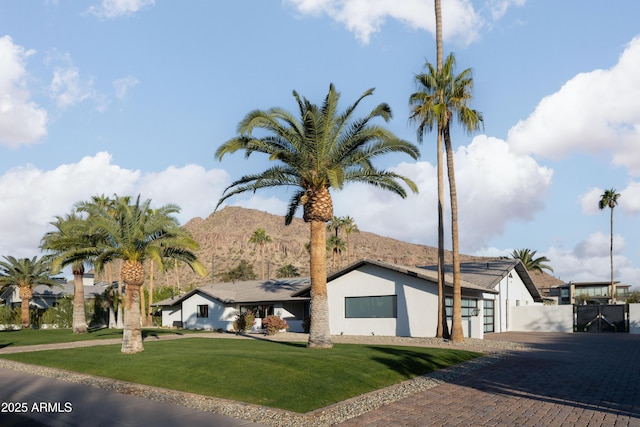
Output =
[
  {"x1": 197, "y1": 304, "x2": 209, "y2": 318},
  {"x1": 445, "y1": 297, "x2": 478, "y2": 320},
  {"x1": 345, "y1": 295, "x2": 397, "y2": 318}
]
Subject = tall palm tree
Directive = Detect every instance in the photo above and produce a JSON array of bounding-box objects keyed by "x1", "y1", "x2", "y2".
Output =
[
  {"x1": 0, "y1": 256, "x2": 61, "y2": 328},
  {"x1": 78, "y1": 195, "x2": 206, "y2": 353},
  {"x1": 510, "y1": 249, "x2": 554, "y2": 274},
  {"x1": 215, "y1": 84, "x2": 419, "y2": 348},
  {"x1": 411, "y1": 53, "x2": 483, "y2": 342},
  {"x1": 41, "y1": 212, "x2": 97, "y2": 334},
  {"x1": 249, "y1": 228, "x2": 272, "y2": 280},
  {"x1": 599, "y1": 188, "x2": 621, "y2": 303},
  {"x1": 409, "y1": 0, "x2": 448, "y2": 339},
  {"x1": 342, "y1": 216, "x2": 359, "y2": 264}
]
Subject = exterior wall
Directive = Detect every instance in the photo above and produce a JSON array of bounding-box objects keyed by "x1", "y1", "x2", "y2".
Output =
[
  {"x1": 327, "y1": 264, "x2": 439, "y2": 337},
  {"x1": 510, "y1": 305, "x2": 574, "y2": 332},
  {"x1": 630, "y1": 303, "x2": 640, "y2": 334},
  {"x1": 494, "y1": 270, "x2": 541, "y2": 332},
  {"x1": 161, "y1": 306, "x2": 182, "y2": 327},
  {"x1": 180, "y1": 293, "x2": 237, "y2": 330}
]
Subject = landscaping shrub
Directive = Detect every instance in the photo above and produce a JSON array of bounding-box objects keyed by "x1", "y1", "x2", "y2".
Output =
[
  {"x1": 262, "y1": 315, "x2": 287, "y2": 335},
  {"x1": 233, "y1": 310, "x2": 255, "y2": 333},
  {"x1": 0, "y1": 305, "x2": 20, "y2": 325},
  {"x1": 40, "y1": 296, "x2": 73, "y2": 328}
]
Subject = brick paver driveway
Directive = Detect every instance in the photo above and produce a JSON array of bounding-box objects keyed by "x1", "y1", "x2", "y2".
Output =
[{"x1": 338, "y1": 332, "x2": 640, "y2": 426}]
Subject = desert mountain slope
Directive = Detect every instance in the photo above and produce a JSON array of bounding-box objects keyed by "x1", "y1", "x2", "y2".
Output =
[{"x1": 164, "y1": 206, "x2": 562, "y2": 291}]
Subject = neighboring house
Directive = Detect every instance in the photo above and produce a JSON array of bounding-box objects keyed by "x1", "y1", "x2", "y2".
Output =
[
  {"x1": 319, "y1": 259, "x2": 543, "y2": 339},
  {"x1": 155, "y1": 258, "x2": 543, "y2": 339},
  {"x1": 543, "y1": 281, "x2": 631, "y2": 305},
  {"x1": 152, "y1": 278, "x2": 310, "y2": 332},
  {"x1": 0, "y1": 281, "x2": 110, "y2": 310}
]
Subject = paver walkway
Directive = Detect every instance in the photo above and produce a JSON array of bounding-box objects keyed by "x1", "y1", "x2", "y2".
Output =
[{"x1": 337, "y1": 332, "x2": 640, "y2": 426}]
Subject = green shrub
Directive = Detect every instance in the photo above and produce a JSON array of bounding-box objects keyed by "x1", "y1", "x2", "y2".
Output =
[
  {"x1": 262, "y1": 315, "x2": 287, "y2": 335},
  {"x1": 40, "y1": 296, "x2": 73, "y2": 328},
  {"x1": 233, "y1": 311, "x2": 255, "y2": 333},
  {"x1": 0, "y1": 305, "x2": 20, "y2": 325}
]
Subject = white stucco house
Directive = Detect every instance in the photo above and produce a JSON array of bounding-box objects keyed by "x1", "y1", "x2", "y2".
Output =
[
  {"x1": 152, "y1": 278, "x2": 310, "y2": 332},
  {"x1": 321, "y1": 259, "x2": 543, "y2": 339},
  {"x1": 153, "y1": 258, "x2": 543, "y2": 339}
]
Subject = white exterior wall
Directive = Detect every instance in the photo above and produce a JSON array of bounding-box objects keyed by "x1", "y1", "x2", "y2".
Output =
[
  {"x1": 327, "y1": 265, "x2": 439, "y2": 337},
  {"x1": 494, "y1": 270, "x2": 540, "y2": 332},
  {"x1": 161, "y1": 306, "x2": 182, "y2": 327},
  {"x1": 180, "y1": 293, "x2": 237, "y2": 330},
  {"x1": 510, "y1": 305, "x2": 574, "y2": 332},
  {"x1": 630, "y1": 303, "x2": 640, "y2": 334}
]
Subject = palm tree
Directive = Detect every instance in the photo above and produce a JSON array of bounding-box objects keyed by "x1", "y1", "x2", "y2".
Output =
[
  {"x1": 277, "y1": 264, "x2": 300, "y2": 278},
  {"x1": 411, "y1": 53, "x2": 483, "y2": 342},
  {"x1": 78, "y1": 195, "x2": 206, "y2": 353},
  {"x1": 249, "y1": 228, "x2": 272, "y2": 280},
  {"x1": 327, "y1": 234, "x2": 346, "y2": 271},
  {"x1": 0, "y1": 256, "x2": 61, "y2": 328},
  {"x1": 510, "y1": 249, "x2": 554, "y2": 274},
  {"x1": 41, "y1": 212, "x2": 97, "y2": 334},
  {"x1": 215, "y1": 84, "x2": 419, "y2": 348},
  {"x1": 327, "y1": 216, "x2": 346, "y2": 270},
  {"x1": 409, "y1": 0, "x2": 448, "y2": 339},
  {"x1": 342, "y1": 216, "x2": 359, "y2": 264},
  {"x1": 599, "y1": 188, "x2": 621, "y2": 303}
]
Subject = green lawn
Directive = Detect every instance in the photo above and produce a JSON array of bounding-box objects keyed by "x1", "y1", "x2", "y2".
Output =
[
  {"x1": 0, "y1": 327, "x2": 204, "y2": 347},
  {"x1": 0, "y1": 337, "x2": 480, "y2": 413}
]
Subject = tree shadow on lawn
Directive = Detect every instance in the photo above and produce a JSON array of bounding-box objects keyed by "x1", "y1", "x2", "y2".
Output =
[
  {"x1": 364, "y1": 345, "x2": 480, "y2": 378},
  {"x1": 238, "y1": 333, "x2": 306, "y2": 348}
]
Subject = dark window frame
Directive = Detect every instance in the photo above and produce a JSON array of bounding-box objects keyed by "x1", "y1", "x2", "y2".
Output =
[{"x1": 197, "y1": 304, "x2": 209, "y2": 318}]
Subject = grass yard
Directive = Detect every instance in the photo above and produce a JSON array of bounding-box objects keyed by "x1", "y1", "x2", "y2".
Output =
[
  {"x1": 0, "y1": 327, "x2": 203, "y2": 348},
  {"x1": 0, "y1": 337, "x2": 480, "y2": 413}
]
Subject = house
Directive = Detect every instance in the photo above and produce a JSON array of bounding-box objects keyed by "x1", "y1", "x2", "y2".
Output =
[
  {"x1": 152, "y1": 278, "x2": 310, "y2": 332},
  {"x1": 0, "y1": 281, "x2": 111, "y2": 310},
  {"x1": 154, "y1": 258, "x2": 542, "y2": 339},
  {"x1": 543, "y1": 281, "x2": 631, "y2": 305},
  {"x1": 320, "y1": 258, "x2": 543, "y2": 339}
]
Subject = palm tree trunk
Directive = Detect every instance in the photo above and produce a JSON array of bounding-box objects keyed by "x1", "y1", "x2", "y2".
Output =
[
  {"x1": 19, "y1": 286, "x2": 32, "y2": 328},
  {"x1": 610, "y1": 206, "x2": 615, "y2": 303},
  {"x1": 72, "y1": 272, "x2": 88, "y2": 333},
  {"x1": 107, "y1": 263, "x2": 116, "y2": 328},
  {"x1": 308, "y1": 220, "x2": 333, "y2": 348},
  {"x1": 434, "y1": 0, "x2": 449, "y2": 340},
  {"x1": 444, "y1": 125, "x2": 464, "y2": 342},
  {"x1": 147, "y1": 260, "x2": 154, "y2": 326},
  {"x1": 121, "y1": 282, "x2": 144, "y2": 353},
  {"x1": 140, "y1": 282, "x2": 147, "y2": 327}
]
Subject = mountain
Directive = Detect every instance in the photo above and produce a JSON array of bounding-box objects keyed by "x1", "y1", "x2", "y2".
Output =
[{"x1": 166, "y1": 206, "x2": 563, "y2": 290}]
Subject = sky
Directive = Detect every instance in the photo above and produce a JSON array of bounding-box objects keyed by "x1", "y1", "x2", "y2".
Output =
[{"x1": 1, "y1": 0, "x2": 639, "y2": 287}]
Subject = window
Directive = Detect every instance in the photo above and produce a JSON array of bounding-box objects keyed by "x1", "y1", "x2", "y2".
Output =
[
  {"x1": 445, "y1": 297, "x2": 478, "y2": 320},
  {"x1": 345, "y1": 295, "x2": 397, "y2": 318},
  {"x1": 240, "y1": 304, "x2": 273, "y2": 318},
  {"x1": 483, "y1": 300, "x2": 494, "y2": 333},
  {"x1": 197, "y1": 304, "x2": 209, "y2": 318}
]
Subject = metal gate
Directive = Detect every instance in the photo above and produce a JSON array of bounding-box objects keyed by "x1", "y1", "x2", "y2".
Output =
[{"x1": 575, "y1": 304, "x2": 628, "y2": 332}]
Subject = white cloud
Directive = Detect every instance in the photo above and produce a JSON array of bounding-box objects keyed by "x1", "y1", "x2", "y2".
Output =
[
  {"x1": 87, "y1": 0, "x2": 155, "y2": 19},
  {"x1": 508, "y1": 36, "x2": 640, "y2": 176},
  {"x1": 50, "y1": 66, "x2": 95, "y2": 109},
  {"x1": 285, "y1": 0, "x2": 486, "y2": 45},
  {"x1": 332, "y1": 135, "x2": 552, "y2": 252},
  {"x1": 113, "y1": 76, "x2": 139, "y2": 99},
  {"x1": 546, "y1": 231, "x2": 638, "y2": 284},
  {"x1": 620, "y1": 181, "x2": 640, "y2": 214},
  {"x1": 0, "y1": 152, "x2": 231, "y2": 258},
  {"x1": 0, "y1": 36, "x2": 48, "y2": 147}
]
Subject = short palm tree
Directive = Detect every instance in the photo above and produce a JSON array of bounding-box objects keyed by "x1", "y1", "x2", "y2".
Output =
[
  {"x1": 327, "y1": 234, "x2": 346, "y2": 271},
  {"x1": 410, "y1": 53, "x2": 483, "y2": 342},
  {"x1": 599, "y1": 188, "x2": 621, "y2": 303},
  {"x1": 510, "y1": 249, "x2": 554, "y2": 274},
  {"x1": 78, "y1": 195, "x2": 206, "y2": 353},
  {"x1": 216, "y1": 84, "x2": 419, "y2": 348},
  {"x1": 41, "y1": 212, "x2": 98, "y2": 334},
  {"x1": 249, "y1": 228, "x2": 272, "y2": 280},
  {"x1": 0, "y1": 256, "x2": 61, "y2": 328}
]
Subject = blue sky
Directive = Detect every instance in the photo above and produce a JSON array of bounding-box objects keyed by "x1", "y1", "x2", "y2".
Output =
[{"x1": 1, "y1": 0, "x2": 639, "y2": 286}]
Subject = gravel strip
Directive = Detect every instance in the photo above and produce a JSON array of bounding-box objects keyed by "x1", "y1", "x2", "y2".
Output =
[{"x1": 0, "y1": 334, "x2": 528, "y2": 426}]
